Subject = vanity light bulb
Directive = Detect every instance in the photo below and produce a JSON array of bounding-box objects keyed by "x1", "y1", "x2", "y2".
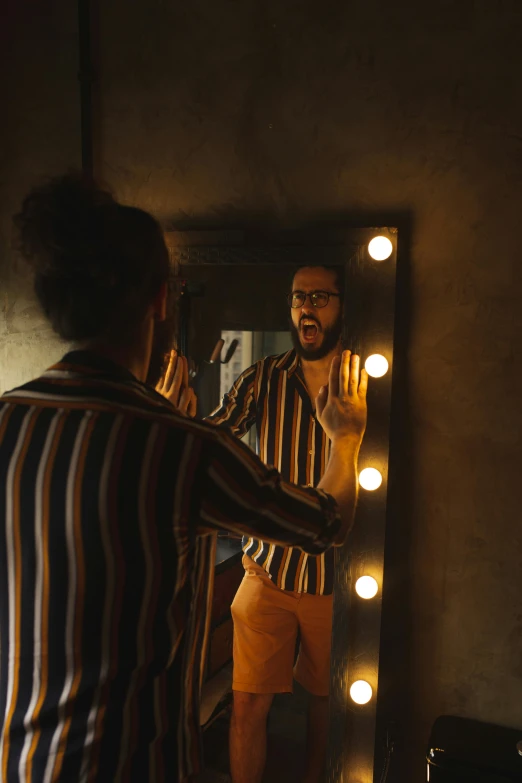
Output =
[
  {"x1": 350, "y1": 680, "x2": 373, "y2": 705},
  {"x1": 355, "y1": 576, "x2": 379, "y2": 599},
  {"x1": 368, "y1": 236, "x2": 393, "y2": 261},
  {"x1": 365, "y1": 354, "x2": 389, "y2": 378},
  {"x1": 359, "y1": 468, "x2": 383, "y2": 491}
]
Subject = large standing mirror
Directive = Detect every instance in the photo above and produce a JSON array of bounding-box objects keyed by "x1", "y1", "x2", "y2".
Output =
[{"x1": 165, "y1": 228, "x2": 397, "y2": 782}]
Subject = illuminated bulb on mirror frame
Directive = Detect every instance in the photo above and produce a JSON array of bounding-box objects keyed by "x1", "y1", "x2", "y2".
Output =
[
  {"x1": 355, "y1": 575, "x2": 379, "y2": 599},
  {"x1": 359, "y1": 467, "x2": 383, "y2": 491},
  {"x1": 368, "y1": 235, "x2": 393, "y2": 261},
  {"x1": 365, "y1": 354, "x2": 389, "y2": 378},
  {"x1": 350, "y1": 680, "x2": 373, "y2": 705}
]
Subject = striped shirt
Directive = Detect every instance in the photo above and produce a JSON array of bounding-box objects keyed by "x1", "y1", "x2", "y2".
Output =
[
  {"x1": 0, "y1": 351, "x2": 340, "y2": 783},
  {"x1": 207, "y1": 349, "x2": 336, "y2": 595}
]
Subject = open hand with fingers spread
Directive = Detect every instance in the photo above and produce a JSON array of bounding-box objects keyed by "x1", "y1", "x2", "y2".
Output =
[
  {"x1": 315, "y1": 351, "x2": 368, "y2": 446},
  {"x1": 156, "y1": 349, "x2": 198, "y2": 418}
]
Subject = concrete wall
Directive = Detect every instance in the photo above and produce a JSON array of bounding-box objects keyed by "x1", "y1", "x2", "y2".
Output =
[
  {"x1": 2, "y1": 0, "x2": 522, "y2": 779},
  {"x1": 0, "y1": 1, "x2": 79, "y2": 393}
]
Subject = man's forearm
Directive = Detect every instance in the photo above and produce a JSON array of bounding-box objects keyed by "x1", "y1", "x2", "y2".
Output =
[{"x1": 317, "y1": 436, "x2": 360, "y2": 545}]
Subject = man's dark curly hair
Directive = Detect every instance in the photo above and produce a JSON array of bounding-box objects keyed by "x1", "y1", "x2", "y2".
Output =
[
  {"x1": 288, "y1": 264, "x2": 345, "y2": 303},
  {"x1": 14, "y1": 173, "x2": 170, "y2": 341}
]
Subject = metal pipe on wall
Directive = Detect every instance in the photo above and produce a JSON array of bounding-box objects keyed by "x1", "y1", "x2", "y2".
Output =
[{"x1": 78, "y1": 0, "x2": 94, "y2": 178}]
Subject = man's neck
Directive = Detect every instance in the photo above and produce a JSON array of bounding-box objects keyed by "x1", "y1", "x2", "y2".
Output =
[
  {"x1": 77, "y1": 319, "x2": 153, "y2": 383},
  {"x1": 300, "y1": 344, "x2": 342, "y2": 382},
  {"x1": 75, "y1": 342, "x2": 146, "y2": 381},
  {"x1": 299, "y1": 343, "x2": 342, "y2": 410}
]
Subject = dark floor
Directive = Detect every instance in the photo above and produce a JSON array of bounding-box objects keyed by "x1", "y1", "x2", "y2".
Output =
[{"x1": 202, "y1": 683, "x2": 310, "y2": 783}]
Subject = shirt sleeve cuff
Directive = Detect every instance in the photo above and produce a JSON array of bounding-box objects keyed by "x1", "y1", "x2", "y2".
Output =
[{"x1": 308, "y1": 488, "x2": 342, "y2": 550}]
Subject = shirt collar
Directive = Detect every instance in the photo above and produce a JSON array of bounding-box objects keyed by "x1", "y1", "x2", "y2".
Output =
[
  {"x1": 51, "y1": 350, "x2": 140, "y2": 385},
  {"x1": 276, "y1": 348, "x2": 300, "y2": 377}
]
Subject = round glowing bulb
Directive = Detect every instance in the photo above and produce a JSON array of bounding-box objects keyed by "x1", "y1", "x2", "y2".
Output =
[
  {"x1": 365, "y1": 354, "x2": 389, "y2": 378},
  {"x1": 359, "y1": 468, "x2": 383, "y2": 491},
  {"x1": 368, "y1": 236, "x2": 393, "y2": 261},
  {"x1": 350, "y1": 680, "x2": 373, "y2": 704},
  {"x1": 355, "y1": 575, "x2": 379, "y2": 599}
]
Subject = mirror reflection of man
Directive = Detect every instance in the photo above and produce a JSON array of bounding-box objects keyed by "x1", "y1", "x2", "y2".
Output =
[{"x1": 206, "y1": 266, "x2": 358, "y2": 783}]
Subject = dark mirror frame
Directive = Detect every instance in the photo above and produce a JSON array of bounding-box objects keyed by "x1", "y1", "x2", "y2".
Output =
[{"x1": 164, "y1": 228, "x2": 398, "y2": 783}]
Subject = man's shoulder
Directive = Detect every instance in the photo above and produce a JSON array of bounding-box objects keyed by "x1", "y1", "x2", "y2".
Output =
[
  {"x1": 0, "y1": 373, "x2": 217, "y2": 439},
  {"x1": 6, "y1": 381, "x2": 230, "y2": 445},
  {"x1": 233, "y1": 350, "x2": 295, "y2": 383},
  {"x1": 259, "y1": 349, "x2": 297, "y2": 372}
]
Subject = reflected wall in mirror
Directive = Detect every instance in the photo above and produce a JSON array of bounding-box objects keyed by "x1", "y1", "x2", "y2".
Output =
[
  {"x1": 165, "y1": 229, "x2": 397, "y2": 783},
  {"x1": 175, "y1": 262, "x2": 299, "y2": 422},
  {"x1": 218, "y1": 330, "x2": 292, "y2": 450}
]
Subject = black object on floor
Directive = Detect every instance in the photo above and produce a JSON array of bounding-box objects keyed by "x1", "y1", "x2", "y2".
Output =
[{"x1": 426, "y1": 715, "x2": 522, "y2": 782}]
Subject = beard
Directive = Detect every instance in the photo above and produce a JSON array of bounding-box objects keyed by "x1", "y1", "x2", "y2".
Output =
[{"x1": 289, "y1": 311, "x2": 343, "y2": 361}]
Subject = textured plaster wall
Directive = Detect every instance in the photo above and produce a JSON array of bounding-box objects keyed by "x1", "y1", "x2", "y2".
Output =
[
  {"x1": 2, "y1": 0, "x2": 522, "y2": 779},
  {"x1": 0, "y1": 1, "x2": 79, "y2": 394}
]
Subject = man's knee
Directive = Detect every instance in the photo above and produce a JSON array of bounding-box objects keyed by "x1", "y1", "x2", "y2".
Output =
[{"x1": 232, "y1": 691, "x2": 274, "y2": 725}]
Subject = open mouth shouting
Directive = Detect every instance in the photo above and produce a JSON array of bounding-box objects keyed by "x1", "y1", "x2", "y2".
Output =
[{"x1": 300, "y1": 317, "x2": 321, "y2": 344}]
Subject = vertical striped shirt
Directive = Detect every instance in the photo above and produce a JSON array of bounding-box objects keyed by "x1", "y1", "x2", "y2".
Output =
[
  {"x1": 206, "y1": 349, "x2": 336, "y2": 595},
  {"x1": 0, "y1": 351, "x2": 340, "y2": 783}
]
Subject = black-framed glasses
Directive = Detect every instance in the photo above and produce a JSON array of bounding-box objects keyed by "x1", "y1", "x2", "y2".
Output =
[{"x1": 287, "y1": 290, "x2": 341, "y2": 309}]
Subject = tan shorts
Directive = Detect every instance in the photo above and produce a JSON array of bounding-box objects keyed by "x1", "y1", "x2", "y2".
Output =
[{"x1": 230, "y1": 556, "x2": 333, "y2": 696}]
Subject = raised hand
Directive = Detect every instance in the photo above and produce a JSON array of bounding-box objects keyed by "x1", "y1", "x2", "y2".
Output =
[
  {"x1": 156, "y1": 349, "x2": 198, "y2": 418},
  {"x1": 315, "y1": 351, "x2": 368, "y2": 445}
]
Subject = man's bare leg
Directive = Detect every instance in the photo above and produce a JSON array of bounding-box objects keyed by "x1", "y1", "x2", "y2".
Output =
[
  {"x1": 229, "y1": 691, "x2": 274, "y2": 783},
  {"x1": 302, "y1": 694, "x2": 329, "y2": 783}
]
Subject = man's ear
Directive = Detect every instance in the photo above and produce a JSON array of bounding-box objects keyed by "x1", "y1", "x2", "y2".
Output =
[{"x1": 152, "y1": 281, "x2": 168, "y2": 321}]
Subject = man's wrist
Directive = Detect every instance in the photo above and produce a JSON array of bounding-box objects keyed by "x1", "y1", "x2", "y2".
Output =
[{"x1": 330, "y1": 433, "x2": 362, "y2": 453}]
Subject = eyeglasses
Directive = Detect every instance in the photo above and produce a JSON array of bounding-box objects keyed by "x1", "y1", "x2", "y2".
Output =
[{"x1": 287, "y1": 290, "x2": 341, "y2": 309}]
